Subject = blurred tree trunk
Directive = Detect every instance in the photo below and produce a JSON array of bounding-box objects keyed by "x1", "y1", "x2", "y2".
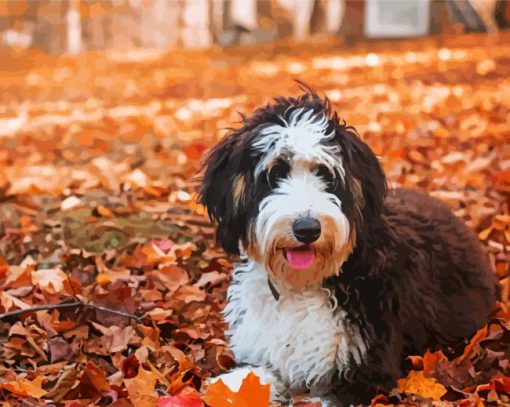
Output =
[
  {"x1": 182, "y1": 0, "x2": 212, "y2": 48},
  {"x1": 340, "y1": 0, "x2": 365, "y2": 44},
  {"x1": 32, "y1": 1, "x2": 67, "y2": 53},
  {"x1": 66, "y1": 0, "x2": 82, "y2": 55},
  {"x1": 140, "y1": 0, "x2": 182, "y2": 48},
  {"x1": 81, "y1": 1, "x2": 112, "y2": 50}
]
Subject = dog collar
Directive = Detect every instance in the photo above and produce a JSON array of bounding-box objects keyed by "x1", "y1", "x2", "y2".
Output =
[{"x1": 267, "y1": 278, "x2": 280, "y2": 301}]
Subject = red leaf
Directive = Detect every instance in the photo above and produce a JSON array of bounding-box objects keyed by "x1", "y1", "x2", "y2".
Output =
[{"x1": 157, "y1": 389, "x2": 204, "y2": 407}]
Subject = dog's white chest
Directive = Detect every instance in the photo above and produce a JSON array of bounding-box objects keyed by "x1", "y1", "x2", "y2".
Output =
[{"x1": 223, "y1": 261, "x2": 365, "y2": 393}]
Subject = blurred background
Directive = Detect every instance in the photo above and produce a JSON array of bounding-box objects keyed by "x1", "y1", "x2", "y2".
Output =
[
  {"x1": 1, "y1": 0, "x2": 510, "y2": 53},
  {"x1": 0, "y1": 1, "x2": 510, "y2": 405}
]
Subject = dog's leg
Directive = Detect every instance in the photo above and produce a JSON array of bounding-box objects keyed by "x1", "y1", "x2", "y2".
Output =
[{"x1": 209, "y1": 366, "x2": 288, "y2": 402}]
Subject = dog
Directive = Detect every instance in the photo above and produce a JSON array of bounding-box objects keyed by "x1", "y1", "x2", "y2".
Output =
[{"x1": 198, "y1": 89, "x2": 497, "y2": 406}]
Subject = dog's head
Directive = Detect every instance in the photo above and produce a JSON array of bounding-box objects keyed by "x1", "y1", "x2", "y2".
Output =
[{"x1": 199, "y1": 90, "x2": 386, "y2": 290}]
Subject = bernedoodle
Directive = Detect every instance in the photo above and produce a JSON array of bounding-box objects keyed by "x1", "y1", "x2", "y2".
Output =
[{"x1": 198, "y1": 89, "x2": 497, "y2": 406}]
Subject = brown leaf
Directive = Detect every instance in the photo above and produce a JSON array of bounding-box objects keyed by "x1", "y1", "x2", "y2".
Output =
[
  {"x1": 150, "y1": 265, "x2": 189, "y2": 292},
  {"x1": 173, "y1": 285, "x2": 206, "y2": 304},
  {"x1": 194, "y1": 271, "x2": 227, "y2": 289},
  {"x1": 48, "y1": 336, "x2": 73, "y2": 363},
  {"x1": 45, "y1": 364, "x2": 79, "y2": 401}
]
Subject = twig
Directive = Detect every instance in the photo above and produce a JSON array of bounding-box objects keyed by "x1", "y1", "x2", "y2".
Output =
[
  {"x1": 0, "y1": 300, "x2": 143, "y2": 322},
  {"x1": 0, "y1": 302, "x2": 81, "y2": 318},
  {"x1": 85, "y1": 302, "x2": 143, "y2": 322}
]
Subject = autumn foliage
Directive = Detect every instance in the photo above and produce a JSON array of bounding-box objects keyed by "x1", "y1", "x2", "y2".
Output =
[{"x1": 0, "y1": 32, "x2": 510, "y2": 406}]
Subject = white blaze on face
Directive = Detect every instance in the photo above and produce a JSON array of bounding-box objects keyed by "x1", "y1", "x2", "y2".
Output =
[{"x1": 252, "y1": 108, "x2": 344, "y2": 180}]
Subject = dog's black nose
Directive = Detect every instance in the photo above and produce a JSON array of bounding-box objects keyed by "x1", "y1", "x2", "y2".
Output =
[{"x1": 293, "y1": 217, "x2": 321, "y2": 244}]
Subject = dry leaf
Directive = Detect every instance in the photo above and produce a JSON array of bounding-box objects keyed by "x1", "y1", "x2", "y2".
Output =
[
  {"x1": 124, "y1": 367, "x2": 159, "y2": 406},
  {"x1": 0, "y1": 375, "x2": 47, "y2": 398},
  {"x1": 157, "y1": 389, "x2": 204, "y2": 407},
  {"x1": 45, "y1": 364, "x2": 79, "y2": 401},
  {"x1": 203, "y1": 371, "x2": 271, "y2": 407},
  {"x1": 84, "y1": 361, "x2": 111, "y2": 393},
  {"x1": 396, "y1": 370, "x2": 447, "y2": 401},
  {"x1": 31, "y1": 268, "x2": 68, "y2": 294}
]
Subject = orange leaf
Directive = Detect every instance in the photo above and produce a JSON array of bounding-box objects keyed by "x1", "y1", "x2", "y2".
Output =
[
  {"x1": 0, "y1": 375, "x2": 47, "y2": 398},
  {"x1": 203, "y1": 371, "x2": 270, "y2": 407},
  {"x1": 124, "y1": 367, "x2": 158, "y2": 407},
  {"x1": 238, "y1": 372, "x2": 271, "y2": 406},
  {"x1": 84, "y1": 361, "x2": 110, "y2": 393},
  {"x1": 460, "y1": 326, "x2": 487, "y2": 361},
  {"x1": 476, "y1": 376, "x2": 510, "y2": 394},
  {"x1": 0, "y1": 256, "x2": 8, "y2": 279},
  {"x1": 96, "y1": 273, "x2": 112, "y2": 286},
  {"x1": 203, "y1": 378, "x2": 239, "y2": 407},
  {"x1": 422, "y1": 350, "x2": 447, "y2": 375},
  {"x1": 167, "y1": 369, "x2": 195, "y2": 396},
  {"x1": 51, "y1": 320, "x2": 77, "y2": 332},
  {"x1": 396, "y1": 370, "x2": 446, "y2": 401},
  {"x1": 370, "y1": 393, "x2": 391, "y2": 406}
]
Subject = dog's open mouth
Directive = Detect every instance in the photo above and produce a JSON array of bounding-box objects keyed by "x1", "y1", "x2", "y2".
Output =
[{"x1": 284, "y1": 246, "x2": 316, "y2": 269}]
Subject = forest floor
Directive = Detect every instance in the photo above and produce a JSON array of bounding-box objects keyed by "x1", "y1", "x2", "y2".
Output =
[{"x1": 0, "y1": 32, "x2": 509, "y2": 406}]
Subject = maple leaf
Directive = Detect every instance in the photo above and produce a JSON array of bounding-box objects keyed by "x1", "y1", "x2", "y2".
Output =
[
  {"x1": 396, "y1": 370, "x2": 447, "y2": 401},
  {"x1": 203, "y1": 371, "x2": 271, "y2": 407}
]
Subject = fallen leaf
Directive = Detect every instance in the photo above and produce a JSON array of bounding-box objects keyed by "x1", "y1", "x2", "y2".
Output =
[
  {"x1": 0, "y1": 375, "x2": 47, "y2": 398},
  {"x1": 124, "y1": 367, "x2": 158, "y2": 406},
  {"x1": 31, "y1": 268, "x2": 69, "y2": 294},
  {"x1": 203, "y1": 371, "x2": 271, "y2": 407},
  {"x1": 396, "y1": 370, "x2": 447, "y2": 401},
  {"x1": 45, "y1": 364, "x2": 79, "y2": 402},
  {"x1": 84, "y1": 361, "x2": 111, "y2": 393},
  {"x1": 61, "y1": 196, "x2": 84, "y2": 211},
  {"x1": 173, "y1": 285, "x2": 206, "y2": 304},
  {"x1": 157, "y1": 389, "x2": 204, "y2": 407},
  {"x1": 194, "y1": 271, "x2": 227, "y2": 289}
]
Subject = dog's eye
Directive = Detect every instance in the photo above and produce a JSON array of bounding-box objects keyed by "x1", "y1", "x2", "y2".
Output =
[
  {"x1": 314, "y1": 164, "x2": 335, "y2": 187},
  {"x1": 267, "y1": 160, "x2": 290, "y2": 188}
]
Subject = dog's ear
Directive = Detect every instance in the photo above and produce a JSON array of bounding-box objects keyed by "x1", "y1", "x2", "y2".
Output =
[
  {"x1": 336, "y1": 124, "x2": 387, "y2": 221},
  {"x1": 199, "y1": 130, "x2": 248, "y2": 255}
]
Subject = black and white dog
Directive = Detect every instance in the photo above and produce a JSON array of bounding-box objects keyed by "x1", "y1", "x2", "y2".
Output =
[{"x1": 199, "y1": 90, "x2": 497, "y2": 405}]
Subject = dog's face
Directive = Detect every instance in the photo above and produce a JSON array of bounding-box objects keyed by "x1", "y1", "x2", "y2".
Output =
[{"x1": 200, "y1": 92, "x2": 386, "y2": 290}]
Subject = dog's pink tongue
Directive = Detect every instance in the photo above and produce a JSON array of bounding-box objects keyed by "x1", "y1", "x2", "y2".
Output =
[{"x1": 285, "y1": 249, "x2": 315, "y2": 269}]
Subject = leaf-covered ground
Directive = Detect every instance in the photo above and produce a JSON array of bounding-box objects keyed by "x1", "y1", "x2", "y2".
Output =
[{"x1": 0, "y1": 32, "x2": 509, "y2": 406}]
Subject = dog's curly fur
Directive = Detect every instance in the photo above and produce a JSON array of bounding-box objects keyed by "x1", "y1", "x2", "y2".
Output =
[
  {"x1": 325, "y1": 187, "x2": 497, "y2": 404},
  {"x1": 199, "y1": 89, "x2": 497, "y2": 405}
]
